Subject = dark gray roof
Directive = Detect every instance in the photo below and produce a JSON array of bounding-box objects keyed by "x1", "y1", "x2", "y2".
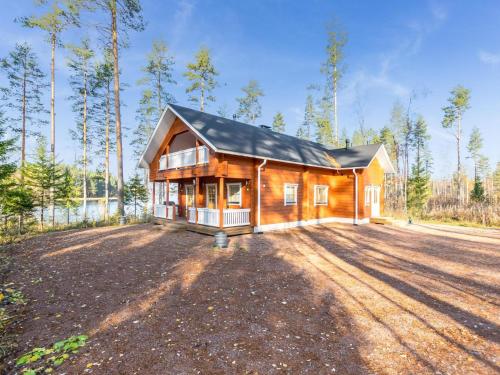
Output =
[{"x1": 170, "y1": 103, "x2": 382, "y2": 170}]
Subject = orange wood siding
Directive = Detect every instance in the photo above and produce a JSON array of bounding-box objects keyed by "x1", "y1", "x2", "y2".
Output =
[{"x1": 361, "y1": 157, "x2": 385, "y2": 218}]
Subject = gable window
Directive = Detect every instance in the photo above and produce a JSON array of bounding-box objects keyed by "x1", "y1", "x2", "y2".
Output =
[
  {"x1": 365, "y1": 186, "x2": 371, "y2": 206},
  {"x1": 314, "y1": 185, "x2": 328, "y2": 206},
  {"x1": 284, "y1": 183, "x2": 298, "y2": 206},
  {"x1": 227, "y1": 183, "x2": 242, "y2": 206}
]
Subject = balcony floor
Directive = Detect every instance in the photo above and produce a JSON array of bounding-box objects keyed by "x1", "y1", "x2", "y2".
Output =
[{"x1": 153, "y1": 217, "x2": 253, "y2": 236}]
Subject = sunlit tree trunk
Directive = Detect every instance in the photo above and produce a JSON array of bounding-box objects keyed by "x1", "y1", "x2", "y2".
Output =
[{"x1": 50, "y1": 33, "x2": 56, "y2": 226}]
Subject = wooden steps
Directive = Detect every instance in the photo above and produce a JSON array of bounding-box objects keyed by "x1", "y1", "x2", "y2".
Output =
[{"x1": 370, "y1": 217, "x2": 394, "y2": 225}]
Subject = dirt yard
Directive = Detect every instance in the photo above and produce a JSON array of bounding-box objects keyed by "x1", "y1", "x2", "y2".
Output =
[{"x1": 2, "y1": 222, "x2": 499, "y2": 374}]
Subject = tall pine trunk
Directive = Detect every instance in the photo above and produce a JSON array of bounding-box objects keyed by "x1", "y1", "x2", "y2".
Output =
[
  {"x1": 50, "y1": 33, "x2": 56, "y2": 227},
  {"x1": 456, "y1": 114, "x2": 462, "y2": 204},
  {"x1": 82, "y1": 67, "x2": 88, "y2": 222},
  {"x1": 111, "y1": 1, "x2": 125, "y2": 224},
  {"x1": 104, "y1": 80, "x2": 110, "y2": 223},
  {"x1": 200, "y1": 81, "x2": 205, "y2": 112},
  {"x1": 333, "y1": 65, "x2": 338, "y2": 146}
]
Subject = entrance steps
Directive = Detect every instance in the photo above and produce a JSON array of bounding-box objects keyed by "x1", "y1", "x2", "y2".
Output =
[{"x1": 370, "y1": 217, "x2": 394, "y2": 225}]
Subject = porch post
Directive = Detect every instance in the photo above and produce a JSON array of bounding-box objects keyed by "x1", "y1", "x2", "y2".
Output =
[
  {"x1": 152, "y1": 181, "x2": 156, "y2": 210},
  {"x1": 219, "y1": 176, "x2": 224, "y2": 229},
  {"x1": 195, "y1": 177, "x2": 200, "y2": 224}
]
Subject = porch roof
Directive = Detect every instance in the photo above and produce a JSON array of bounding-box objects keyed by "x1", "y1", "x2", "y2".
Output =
[{"x1": 139, "y1": 104, "x2": 395, "y2": 173}]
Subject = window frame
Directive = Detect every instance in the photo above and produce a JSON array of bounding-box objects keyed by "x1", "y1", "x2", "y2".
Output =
[
  {"x1": 205, "y1": 183, "x2": 217, "y2": 209},
  {"x1": 365, "y1": 186, "x2": 371, "y2": 206},
  {"x1": 314, "y1": 185, "x2": 329, "y2": 206},
  {"x1": 226, "y1": 182, "x2": 242, "y2": 206},
  {"x1": 284, "y1": 183, "x2": 299, "y2": 206}
]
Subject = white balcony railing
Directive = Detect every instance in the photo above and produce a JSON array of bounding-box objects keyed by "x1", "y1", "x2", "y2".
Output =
[
  {"x1": 154, "y1": 204, "x2": 167, "y2": 218},
  {"x1": 197, "y1": 208, "x2": 219, "y2": 227},
  {"x1": 166, "y1": 146, "x2": 208, "y2": 169},
  {"x1": 159, "y1": 155, "x2": 167, "y2": 170},
  {"x1": 223, "y1": 209, "x2": 251, "y2": 227},
  {"x1": 187, "y1": 207, "x2": 196, "y2": 223}
]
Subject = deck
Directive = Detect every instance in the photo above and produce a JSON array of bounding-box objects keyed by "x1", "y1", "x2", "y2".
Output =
[{"x1": 153, "y1": 217, "x2": 253, "y2": 236}]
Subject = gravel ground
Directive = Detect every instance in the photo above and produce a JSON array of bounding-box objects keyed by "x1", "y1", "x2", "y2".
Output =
[{"x1": 2, "y1": 222, "x2": 499, "y2": 374}]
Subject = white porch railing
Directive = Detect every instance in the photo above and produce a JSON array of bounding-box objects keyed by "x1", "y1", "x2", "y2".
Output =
[
  {"x1": 223, "y1": 209, "x2": 251, "y2": 227},
  {"x1": 167, "y1": 146, "x2": 208, "y2": 169},
  {"x1": 187, "y1": 207, "x2": 196, "y2": 223},
  {"x1": 159, "y1": 155, "x2": 167, "y2": 170},
  {"x1": 154, "y1": 204, "x2": 167, "y2": 218},
  {"x1": 166, "y1": 206, "x2": 174, "y2": 220},
  {"x1": 197, "y1": 208, "x2": 219, "y2": 227}
]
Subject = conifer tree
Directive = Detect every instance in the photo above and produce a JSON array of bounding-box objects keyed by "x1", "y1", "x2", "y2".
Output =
[
  {"x1": 315, "y1": 91, "x2": 334, "y2": 146},
  {"x1": 184, "y1": 47, "x2": 218, "y2": 112},
  {"x1": 125, "y1": 173, "x2": 148, "y2": 219},
  {"x1": 67, "y1": 38, "x2": 94, "y2": 223},
  {"x1": 1, "y1": 43, "x2": 47, "y2": 172},
  {"x1": 235, "y1": 80, "x2": 264, "y2": 124},
  {"x1": 272, "y1": 112, "x2": 286, "y2": 133},
  {"x1": 138, "y1": 39, "x2": 175, "y2": 120},
  {"x1": 297, "y1": 95, "x2": 314, "y2": 140},
  {"x1": 56, "y1": 166, "x2": 80, "y2": 225},
  {"x1": 442, "y1": 85, "x2": 470, "y2": 202}
]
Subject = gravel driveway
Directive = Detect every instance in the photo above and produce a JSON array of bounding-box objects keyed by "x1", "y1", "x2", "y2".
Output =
[{"x1": 3, "y1": 222, "x2": 499, "y2": 374}]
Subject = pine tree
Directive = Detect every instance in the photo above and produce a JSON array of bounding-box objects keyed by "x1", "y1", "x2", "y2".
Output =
[
  {"x1": 90, "y1": 0, "x2": 145, "y2": 225},
  {"x1": 492, "y1": 162, "x2": 500, "y2": 202},
  {"x1": 125, "y1": 174, "x2": 148, "y2": 219},
  {"x1": 442, "y1": 85, "x2": 471, "y2": 202},
  {"x1": 297, "y1": 95, "x2": 314, "y2": 140},
  {"x1": 467, "y1": 127, "x2": 489, "y2": 179},
  {"x1": 23, "y1": 138, "x2": 64, "y2": 229},
  {"x1": 184, "y1": 47, "x2": 218, "y2": 112},
  {"x1": 272, "y1": 112, "x2": 286, "y2": 133},
  {"x1": 67, "y1": 38, "x2": 95, "y2": 223},
  {"x1": 235, "y1": 80, "x2": 264, "y2": 124},
  {"x1": 315, "y1": 91, "x2": 334, "y2": 146},
  {"x1": 56, "y1": 166, "x2": 80, "y2": 225},
  {"x1": 322, "y1": 21, "x2": 347, "y2": 146},
  {"x1": 131, "y1": 89, "x2": 155, "y2": 163},
  {"x1": 138, "y1": 39, "x2": 175, "y2": 120},
  {"x1": 93, "y1": 51, "x2": 115, "y2": 222},
  {"x1": 379, "y1": 126, "x2": 397, "y2": 165},
  {"x1": 1, "y1": 43, "x2": 48, "y2": 172}
]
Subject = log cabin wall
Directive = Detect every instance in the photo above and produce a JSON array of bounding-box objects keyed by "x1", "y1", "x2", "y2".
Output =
[{"x1": 361, "y1": 157, "x2": 385, "y2": 218}]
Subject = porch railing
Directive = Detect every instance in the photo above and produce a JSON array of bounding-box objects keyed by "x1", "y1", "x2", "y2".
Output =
[
  {"x1": 187, "y1": 207, "x2": 196, "y2": 223},
  {"x1": 196, "y1": 208, "x2": 219, "y2": 227},
  {"x1": 223, "y1": 208, "x2": 251, "y2": 227},
  {"x1": 154, "y1": 204, "x2": 166, "y2": 218},
  {"x1": 166, "y1": 206, "x2": 174, "y2": 220},
  {"x1": 166, "y1": 146, "x2": 208, "y2": 169}
]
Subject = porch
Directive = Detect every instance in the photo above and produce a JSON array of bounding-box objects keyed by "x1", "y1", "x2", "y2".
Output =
[{"x1": 152, "y1": 176, "x2": 254, "y2": 234}]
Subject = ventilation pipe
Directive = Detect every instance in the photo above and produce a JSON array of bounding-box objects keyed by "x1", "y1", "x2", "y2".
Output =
[
  {"x1": 257, "y1": 159, "x2": 268, "y2": 232},
  {"x1": 353, "y1": 168, "x2": 359, "y2": 225}
]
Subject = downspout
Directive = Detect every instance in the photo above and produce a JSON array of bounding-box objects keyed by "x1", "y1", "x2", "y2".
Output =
[
  {"x1": 353, "y1": 168, "x2": 359, "y2": 225},
  {"x1": 257, "y1": 159, "x2": 268, "y2": 232}
]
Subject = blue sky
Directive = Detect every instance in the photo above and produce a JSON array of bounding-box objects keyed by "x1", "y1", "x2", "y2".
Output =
[{"x1": 1, "y1": 0, "x2": 499, "y2": 178}]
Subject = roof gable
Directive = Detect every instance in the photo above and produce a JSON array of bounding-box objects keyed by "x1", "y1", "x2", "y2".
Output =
[{"x1": 139, "y1": 104, "x2": 395, "y2": 173}]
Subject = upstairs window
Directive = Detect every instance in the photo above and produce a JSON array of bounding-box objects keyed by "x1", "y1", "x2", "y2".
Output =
[
  {"x1": 314, "y1": 185, "x2": 328, "y2": 205},
  {"x1": 284, "y1": 183, "x2": 298, "y2": 206}
]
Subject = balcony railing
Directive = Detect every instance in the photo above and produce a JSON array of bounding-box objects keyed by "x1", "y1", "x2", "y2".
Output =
[
  {"x1": 159, "y1": 146, "x2": 209, "y2": 170},
  {"x1": 154, "y1": 204, "x2": 166, "y2": 218},
  {"x1": 197, "y1": 208, "x2": 219, "y2": 227},
  {"x1": 223, "y1": 209, "x2": 251, "y2": 227}
]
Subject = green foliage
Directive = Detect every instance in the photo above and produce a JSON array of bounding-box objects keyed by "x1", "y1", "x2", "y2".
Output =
[
  {"x1": 184, "y1": 47, "x2": 218, "y2": 111},
  {"x1": 16, "y1": 335, "x2": 88, "y2": 373},
  {"x1": 493, "y1": 162, "x2": 500, "y2": 201},
  {"x1": 297, "y1": 95, "x2": 315, "y2": 140},
  {"x1": 235, "y1": 80, "x2": 264, "y2": 124},
  {"x1": 131, "y1": 89, "x2": 155, "y2": 162},
  {"x1": 470, "y1": 178, "x2": 486, "y2": 203},
  {"x1": 56, "y1": 167, "x2": 80, "y2": 225},
  {"x1": 125, "y1": 174, "x2": 148, "y2": 219},
  {"x1": 271, "y1": 112, "x2": 286, "y2": 133},
  {"x1": 467, "y1": 127, "x2": 489, "y2": 179},
  {"x1": 441, "y1": 85, "x2": 470, "y2": 129},
  {"x1": 315, "y1": 117, "x2": 334, "y2": 146}
]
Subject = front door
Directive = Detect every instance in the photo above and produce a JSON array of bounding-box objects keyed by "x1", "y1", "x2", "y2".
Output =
[
  {"x1": 371, "y1": 186, "x2": 380, "y2": 217},
  {"x1": 206, "y1": 183, "x2": 217, "y2": 209},
  {"x1": 185, "y1": 185, "x2": 194, "y2": 210}
]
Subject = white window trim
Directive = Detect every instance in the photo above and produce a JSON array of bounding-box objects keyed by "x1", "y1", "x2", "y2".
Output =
[
  {"x1": 314, "y1": 185, "x2": 329, "y2": 206},
  {"x1": 205, "y1": 183, "x2": 217, "y2": 209},
  {"x1": 284, "y1": 183, "x2": 298, "y2": 206},
  {"x1": 226, "y1": 182, "x2": 242, "y2": 206},
  {"x1": 365, "y1": 185, "x2": 371, "y2": 206}
]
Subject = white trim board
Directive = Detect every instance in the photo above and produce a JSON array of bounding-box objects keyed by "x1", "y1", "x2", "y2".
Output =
[{"x1": 254, "y1": 216, "x2": 370, "y2": 233}]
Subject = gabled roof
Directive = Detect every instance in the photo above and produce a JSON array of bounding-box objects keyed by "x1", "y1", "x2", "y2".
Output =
[{"x1": 138, "y1": 103, "x2": 396, "y2": 173}]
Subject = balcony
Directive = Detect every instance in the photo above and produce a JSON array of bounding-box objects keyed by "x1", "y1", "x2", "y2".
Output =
[
  {"x1": 159, "y1": 146, "x2": 209, "y2": 170},
  {"x1": 155, "y1": 205, "x2": 250, "y2": 228}
]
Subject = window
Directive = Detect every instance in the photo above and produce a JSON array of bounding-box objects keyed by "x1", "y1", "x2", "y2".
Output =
[
  {"x1": 206, "y1": 184, "x2": 217, "y2": 209},
  {"x1": 227, "y1": 183, "x2": 242, "y2": 206},
  {"x1": 365, "y1": 186, "x2": 371, "y2": 206},
  {"x1": 284, "y1": 183, "x2": 298, "y2": 205},
  {"x1": 314, "y1": 185, "x2": 328, "y2": 205}
]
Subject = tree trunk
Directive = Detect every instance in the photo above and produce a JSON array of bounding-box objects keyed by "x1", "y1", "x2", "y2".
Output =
[
  {"x1": 111, "y1": 1, "x2": 125, "y2": 224},
  {"x1": 50, "y1": 33, "x2": 56, "y2": 227},
  {"x1": 104, "y1": 80, "x2": 110, "y2": 223},
  {"x1": 333, "y1": 65, "x2": 338, "y2": 146},
  {"x1": 200, "y1": 81, "x2": 205, "y2": 112},
  {"x1": 67, "y1": 207, "x2": 70, "y2": 225},
  {"x1": 83, "y1": 68, "x2": 88, "y2": 222},
  {"x1": 456, "y1": 114, "x2": 462, "y2": 204},
  {"x1": 157, "y1": 70, "x2": 162, "y2": 116}
]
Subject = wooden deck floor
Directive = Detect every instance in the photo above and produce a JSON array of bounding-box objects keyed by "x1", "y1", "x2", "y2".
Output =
[{"x1": 153, "y1": 217, "x2": 253, "y2": 236}]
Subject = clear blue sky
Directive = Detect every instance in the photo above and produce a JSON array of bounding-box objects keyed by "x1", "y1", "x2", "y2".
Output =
[{"x1": 1, "y1": 0, "x2": 499, "y2": 178}]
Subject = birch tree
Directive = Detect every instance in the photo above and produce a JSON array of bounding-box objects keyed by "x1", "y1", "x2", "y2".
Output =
[
  {"x1": 235, "y1": 80, "x2": 264, "y2": 124},
  {"x1": 1, "y1": 43, "x2": 47, "y2": 175},
  {"x1": 138, "y1": 39, "x2": 175, "y2": 120},
  {"x1": 184, "y1": 47, "x2": 218, "y2": 112},
  {"x1": 67, "y1": 38, "x2": 94, "y2": 222},
  {"x1": 442, "y1": 85, "x2": 470, "y2": 202}
]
